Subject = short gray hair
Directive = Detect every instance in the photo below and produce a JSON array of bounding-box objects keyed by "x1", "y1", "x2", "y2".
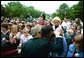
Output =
[{"x1": 31, "y1": 25, "x2": 42, "y2": 37}]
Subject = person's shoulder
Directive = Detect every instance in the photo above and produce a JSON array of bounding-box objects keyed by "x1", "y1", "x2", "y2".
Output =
[
  {"x1": 23, "y1": 39, "x2": 33, "y2": 45},
  {"x1": 69, "y1": 44, "x2": 74, "y2": 46},
  {"x1": 28, "y1": 34, "x2": 33, "y2": 38},
  {"x1": 41, "y1": 38, "x2": 49, "y2": 43},
  {"x1": 69, "y1": 44, "x2": 75, "y2": 49}
]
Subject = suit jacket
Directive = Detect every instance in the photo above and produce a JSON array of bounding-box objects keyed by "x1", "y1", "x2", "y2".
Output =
[{"x1": 21, "y1": 38, "x2": 50, "y2": 57}]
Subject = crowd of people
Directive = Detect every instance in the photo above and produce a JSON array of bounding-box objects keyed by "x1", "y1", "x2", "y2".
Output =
[{"x1": 1, "y1": 14, "x2": 83, "y2": 57}]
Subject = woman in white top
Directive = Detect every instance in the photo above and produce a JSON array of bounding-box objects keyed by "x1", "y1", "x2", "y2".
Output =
[
  {"x1": 17, "y1": 27, "x2": 33, "y2": 53},
  {"x1": 51, "y1": 17, "x2": 63, "y2": 37},
  {"x1": 19, "y1": 27, "x2": 33, "y2": 44}
]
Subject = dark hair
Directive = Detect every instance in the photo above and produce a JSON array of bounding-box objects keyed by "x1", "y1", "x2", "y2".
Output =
[
  {"x1": 18, "y1": 24, "x2": 25, "y2": 30},
  {"x1": 41, "y1": 25, "x2": 53, "y2": 38},
  {"x1": 40, "y1": 14, "x2": 45, "y2": 20},
  {"x1": 1, "y1": 23, "x2": 8, "y2": 30}
]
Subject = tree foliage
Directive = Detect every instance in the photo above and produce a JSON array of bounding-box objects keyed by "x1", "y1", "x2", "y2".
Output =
[
  {"x1": 1, "y1": 2, "x2": 45, "y2": 20},
  {"x1": 51, "y1": 1, "x2": 83, "y2": 21},
  {"x1": 1, "y1": 1, "x2": 83, "y2": 21},
  {"x1": 55, "y1": 3, "x2": 69, "y2": 20}
]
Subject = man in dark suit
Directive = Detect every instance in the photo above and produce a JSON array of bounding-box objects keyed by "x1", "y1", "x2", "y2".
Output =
[{"x1": 21, "y1": 25, "x2": 55, "y2": 57}]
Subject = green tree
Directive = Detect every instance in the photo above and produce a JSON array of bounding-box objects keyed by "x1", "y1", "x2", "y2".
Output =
[
  {"x1": 76, "y1": 1, "x2": 83, "y2": 21},
  {"x1": 4, "y1": 2, "x2": 24, "y2": 18},
  {"x1": 1, "y1": 5, "x2": 4, "y2": 16},
  {"x1": 56, "y1": 3, "x2": 69, "y2": 20},
  {"x1": 68, "y1": 1, "x2": 83, "y2": 21},
  {"x1": 51, "y1": 13, "x2": 56, "y2": 18},
  {"x1": 1, "y1": 1, "x2": 48, "y2": 21}
]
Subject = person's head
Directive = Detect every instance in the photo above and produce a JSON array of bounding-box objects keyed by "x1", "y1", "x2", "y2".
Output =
[
  {"x1": 75, "y1": 18, "x2": 81, "y2": 24},
  {"x1": 21, "y1": 21, "x2": 25, "y2": 25},
  {"x1": 18, "y1": 24, "x2": 25, "y2": 33},
  {"x1": 39, "y1": 16, "x2": 44, "y2": 20},
  {"x1": 68, "y1": 29, "x2": 74, "y2": 36},
  {"x1": 11, "y1": 25, "x2": 18, "y2": 33},
  {"x1": 26, "y1": 22, "x2": 32, "y2": 32},
  {"x1": 52, "y1": 17, "x2": 61, "y2": 26},
  {"x1": 70, "y1": 25, "x2": 77, "y2": 32},
  {"x1": 31, "y1": 25, "x2": 42, "y2": 38},
  {"x1": 41, "y1": 25, "x2": 55, "y2": 39},
  {"x1": 1, "y1": 23, "x2": 8, "y2": 32},
  {"x1": 77, "y1": 29, "x2": 81, "y2": 35},
  {"x1": 8, "y1": 23, "x2": 12, "y2": 30},
  {"x1": 32, "y1": 19, "x2": 37, "y2": 26},
  {"x1": 23, "y1": 28, "x2": 29, "y2": 36},
  {"x1": 36, "y1": 18, "x2": 46, "y2": 26},
  {"x1": 73, "y1": 34, "x2": 83, "y2": 51},
  {"x1": 64, "y1": 17, "x2": 67, "y2": 22},
  {"x1": 40, "y1": 14, "x2": 45, "y2": 20}
]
